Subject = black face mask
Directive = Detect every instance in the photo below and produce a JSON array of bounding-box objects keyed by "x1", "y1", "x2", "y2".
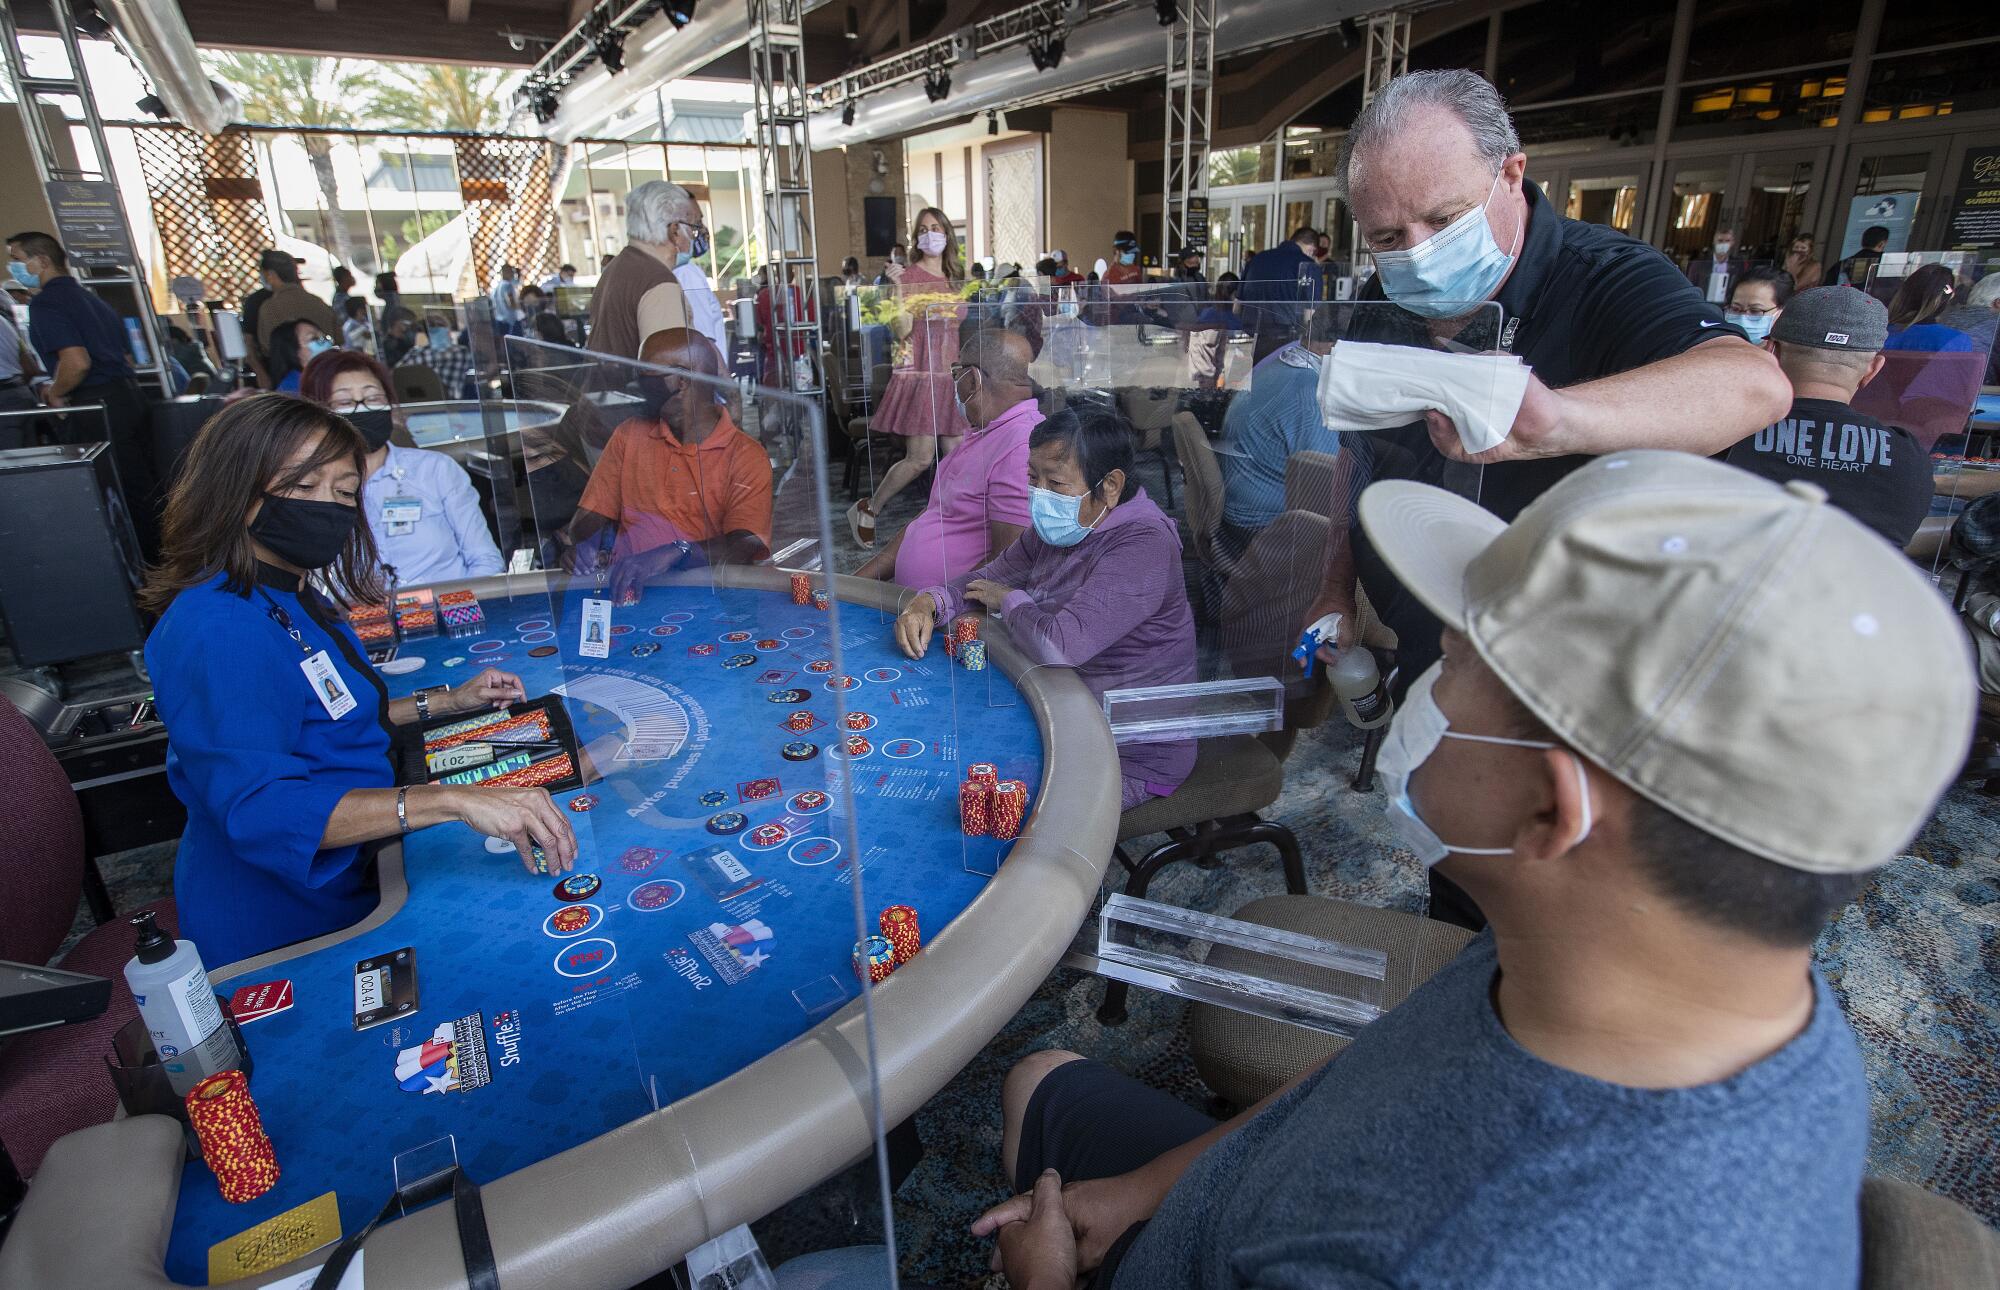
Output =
[
  {"x1": 633, "y1": 375, "x2": 682, "y2": 423},
  {"x1": 529, "y1": 456, "x2": 590, "y2": 528},
  {"x1": 345, "y1": 408, "x2": 395, "y2": 450},
  {"x1": 250, "y1": 494, "x2": 359, "y2": 571}
]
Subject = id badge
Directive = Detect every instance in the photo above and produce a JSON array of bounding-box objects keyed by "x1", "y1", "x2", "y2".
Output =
[
  {"x1": 383, "y1": 495, "x2": 422, "y2": 537},
  {"x1": 579, "y1": 598, "x2": 612, "y2": 659},
  {"x1": 302, "y1": 650, "x2": 358, "y2": 719}
]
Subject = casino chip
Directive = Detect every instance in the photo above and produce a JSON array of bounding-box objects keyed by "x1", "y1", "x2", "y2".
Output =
[
  {"x1": 567, "y1": 794, "x2": 599, "y2": 813},
  {"x1": 749, "y1": 823, "x2": 789, "y2": 847},
  {"x1": 554, "y1": 873, "x2": 601, "y2": 902},
  {"x1": 782, "y1": 741, "x2": 819, "y2": 761},
  {"x1": 754, "y1": 638, "x2": 783, "y2": 651},
  {"x1": 825, "y1": 675, "x2": 859, "y2": 691},
  {"x1": 706, "y1": 811, "x2": 749, "y2": 835},
  {"x1": 529, "y1": 645, "x2": 559, "y2": 658},
  {"x1": 548, "y1": 905, "x2": 595, "y2": 935},
  {"x1": 722, "y1": 653, "x2": 759, "y2": 668},
  {"x1": 631, "y1": 642, "x2": 661, "y2": 656},
  {"x1": 691, "y1": 643, "x2": 718, "y2": 657},
  {"x1": 805, "y1": 659, "x2": 834, "y2": 674},
  {"x1": 768, "y1": 687, "x2": 812, "y2": 703},
  {"x1": 618, "y1": 846, "x2": 662, "y2": 874},
  {"x1": 789, "y1": 789, "x2": 831, "y2": 814},
  {"x1": 698, "y1": 790, "x2": 730, "y2": 807},
  {"x1": 649, "y1": 624, "x2": 680, "y2": 636},
  {"x1": 720, "y1": 631, "x2": 753, "y2": 643},
  {"x1": 443, "y1": 656, "x2": 466, "y2": 667},
  {"x1": 843, "y1": 735, "x2": 872, "y2": 757}
]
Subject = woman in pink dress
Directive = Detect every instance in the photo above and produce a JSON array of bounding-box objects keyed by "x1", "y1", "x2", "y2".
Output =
[{"x1": 848, "y1": 207, "x2": 969, "y2": 546}]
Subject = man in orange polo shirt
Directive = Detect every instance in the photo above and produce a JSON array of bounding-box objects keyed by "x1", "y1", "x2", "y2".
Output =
[{"x1": 563, "y1": 329, "x2": 772, "y2": 597}]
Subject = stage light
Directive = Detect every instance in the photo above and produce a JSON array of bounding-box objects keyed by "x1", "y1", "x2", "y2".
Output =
[
  {"x1": 666, "y1": 0, "x2": 697, "y2": 29},
  {"x1": 1338, "y1": 18, "x2": 1361, "y2": 49},
  {"x1": 923, "y1": 67, "x2": 951, "y2": 103},
  {"x1": 591, "y1": 21, "x2": 627, "y2": 74},
  {"x1": 1028, "y1": 31, "x2": 1065, "y2": 72},
  {"x1": 136, "y1": 93, "x2": 169, "y2": 120},
  {"x1": 526, "y1": 78, "x2": 562, "y2": 125},
  {"x1": 987, "y1": 109, "x2": 998, "y2": 135},
  {"x1": 842, "y1": 99, "x2": 856, "y2": 126},
  {"x1": 845, "y1": 4, "x2": 859, "y2": 41},
  {"x1": 1154, "y1": 0, "x2": 1177, "y2": 27}
]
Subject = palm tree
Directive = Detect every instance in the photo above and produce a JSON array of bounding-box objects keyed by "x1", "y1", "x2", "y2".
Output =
[
  {"x1": 367, "y1": 63, "x2": 514, "y2": 134},
  {"x1": 204, "y1": 52, "x2": 370, "y2": 271}
]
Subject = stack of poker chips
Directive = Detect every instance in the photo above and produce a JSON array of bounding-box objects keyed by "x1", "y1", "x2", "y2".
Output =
[
  {"x1": 791, "y1": 573, "x2": 812, "y2": 605},
  {"x1": 439, "y1": 589, "x2": 487, "y2": 638},
  {"x1": 959, "y1": 640, "x2": 987, "y2": 671},
  {"x1": 944, "y1": 614, "x2": 980, "y2": 659},
  {"x1": 350, "y1": 602, "x2": 396, "y2": 648},
  {"x1": 185, "y1": 1070, "x2": 280, "y2": 1203},
  {"x1": 852, "y1": 935, "x2": 896, "y2": 984},
  {"x1": 991, "y1": 780, "x2": 1029, "y2": 840},
  {"x1": 880, "y1": 905, "x2": 921, "y2": 966},
  {"x1": 394, "y1": 589, "x2": 439, "y2": 639},
  {"x1": 843, "y1": 712, "x2": 872, "y2": 731},
  {"x1": 959, "y1": 762, "x2": 1000, "y2": 835},
  {"x1": 813, "y1": 590, "x2": 832, "y2": 611}
]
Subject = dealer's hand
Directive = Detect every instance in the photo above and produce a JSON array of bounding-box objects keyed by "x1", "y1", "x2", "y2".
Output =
[
  {"x1": 964, "y1": 579, "x2": 1013, "y2": 614},
  {"x1": 446, "y1": 667, "x2": 526, "y2": 713},
  {"x1": 895, "y1": 593, "x2": 939, "y2": 660},
  {"x1": 990, "y1": 1170, "x2": 1081, "y2": 1290},
  {"x1": 1424, "y1": 371, "x2": 1567, "y2": 465},
  {"x1": 974, "y1": 1170, "x2": 1160, "y2": 1275},
  {"x1": 439, "y1": 784, "x2": 577, "y2": 875}
]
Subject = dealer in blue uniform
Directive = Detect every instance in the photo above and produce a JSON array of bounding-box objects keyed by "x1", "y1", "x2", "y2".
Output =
[{"x1": 141, "y1": 394, "x2": 579, "y2": 968}]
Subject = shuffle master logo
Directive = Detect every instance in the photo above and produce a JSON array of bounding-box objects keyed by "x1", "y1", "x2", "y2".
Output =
[
  {"x1": 394, "y1": 1012, "x2": 493, "y2": 1094},
  {"x1": 688, "y1": 919, "x2": 774, "y2": 985}
]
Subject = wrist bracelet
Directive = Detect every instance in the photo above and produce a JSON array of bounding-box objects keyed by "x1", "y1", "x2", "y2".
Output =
[{"x1": 397, "y1": 786, "x2": 411, "y2": 834}]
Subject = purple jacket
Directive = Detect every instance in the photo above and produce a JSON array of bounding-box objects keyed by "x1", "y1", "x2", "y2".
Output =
[{"x1": 923, "y1": 488, "x2": 1197, "y2": 797}]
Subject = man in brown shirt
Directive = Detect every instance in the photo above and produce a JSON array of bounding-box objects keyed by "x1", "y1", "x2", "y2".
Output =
[{"x1": 585, "y1": 180, "x2": 700, "y2": 359}]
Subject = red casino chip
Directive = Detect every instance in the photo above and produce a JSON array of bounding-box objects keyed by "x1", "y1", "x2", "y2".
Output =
[
  {"x1": 549, "y1": 905, "x2": 594, "y2": 934},
  {"x1": 618, "y1": 846, "x2": 663, "y2": 874},
  {"x1": 749, "y1": 823, "x2": 790, "y2": 847},
  {"x1": 806, "y1": 659, "x2": 834, "y2": 674},
  {"x1": 842, "y1": 735, "x2": 872, "y2": 757},
  {"x1": 567, "y1": 794, "x2": 599, "y2": 813}
]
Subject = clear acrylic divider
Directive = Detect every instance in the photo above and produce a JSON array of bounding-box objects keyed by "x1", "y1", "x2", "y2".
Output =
[{"x1": 493, "y1": 336, "x2": 898, "y2": 1283}]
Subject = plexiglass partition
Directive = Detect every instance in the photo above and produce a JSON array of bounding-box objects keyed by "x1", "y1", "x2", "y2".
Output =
[{"x1": 491, "y1": 333, "x2": 899, "y2": 1282}]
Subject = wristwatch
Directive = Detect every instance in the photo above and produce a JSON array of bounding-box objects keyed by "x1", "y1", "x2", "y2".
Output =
[{"x1": 413, "y1": 685, "x2": 447, "y2": 722}]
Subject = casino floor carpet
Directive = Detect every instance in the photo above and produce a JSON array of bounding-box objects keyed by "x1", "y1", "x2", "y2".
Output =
[{"x1": 66, "y1": 450, "x2": 2000, "y2": 1288}]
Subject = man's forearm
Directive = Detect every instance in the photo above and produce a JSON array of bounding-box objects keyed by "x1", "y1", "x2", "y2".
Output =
[
  {"x1": 1132, "y1": 1055, "x2": 1331, "y2": 1205},
  {"x1": 858, "y1": 524, "x2": 908, "y2": 580},
  {"x1": 51, "y1": 349, "x2": 90, "y2": 399},
  {"x1": 1551, "y1": 337, "x2": 1789, "y2": 456}
]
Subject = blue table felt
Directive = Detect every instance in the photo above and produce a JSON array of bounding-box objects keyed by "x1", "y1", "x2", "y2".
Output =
[{"x1": 165, "y1": 582, "x2": 1042, "y2": 1283}]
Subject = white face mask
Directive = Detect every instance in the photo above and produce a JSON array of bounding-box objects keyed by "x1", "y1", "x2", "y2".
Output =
[
  {"x1": 916, "y1": 230, "x2": 948, "y2": 256},
  {"x1": 1375, "y1": 662, "x2": 1593, "y2": 867}
]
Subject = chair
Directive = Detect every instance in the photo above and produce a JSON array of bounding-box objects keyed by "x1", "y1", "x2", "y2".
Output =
[
  {"x1": 841, "y1": 361, "x2": 896, "y2": 497},
  {"x1": 392, "y1": 362, "x2": 447, "y2": 405},
  {"x1": 0, "y1": 692, "x2": 178, "y2": 1177},
  {"x1": 1099, "y1": 510, "x2": 1335, "y2": 1024},
  {"x1": 1174, "y1": 411, "x2": 1225, "y2": 570},
  {"x1": 1860, "y1": 1175, "x2": 2000, "y2": 1288},
  {"x1": 1189, "y1": 893, "x2": 1475, "y2": 1105},
  {"x1": 1118, "y1": 386, "x2": 1178, "y2": 509}
]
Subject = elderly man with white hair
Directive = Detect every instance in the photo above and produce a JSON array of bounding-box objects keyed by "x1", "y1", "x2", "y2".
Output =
[
  {"x1": 1298, "y1": 70, "x2": 1794, "y2": 928},
  {"x1": 585, "y1": 179, "x2": 703, "y2": 359}
]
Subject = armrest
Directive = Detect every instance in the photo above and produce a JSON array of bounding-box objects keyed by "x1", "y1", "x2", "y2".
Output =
[{"x1": 0, "y1": 1116, "x2": 185, "y2": 1290}]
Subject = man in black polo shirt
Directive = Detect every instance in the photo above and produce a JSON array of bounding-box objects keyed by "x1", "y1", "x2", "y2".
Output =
[
  {"x1": 6, "y1": 229, "x2": 159, "y2": 554},
  {"x1": 1299, "y1": 70, "x2": 1790, "y2": 927},
  {"x1": 1239, "y1": 226, "x2": 1326, "y2": 361}
]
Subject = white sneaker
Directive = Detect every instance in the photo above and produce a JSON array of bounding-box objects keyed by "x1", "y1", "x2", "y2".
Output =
[{"x1": 848, "y1": 499, "x2": 876, "y2": 548}]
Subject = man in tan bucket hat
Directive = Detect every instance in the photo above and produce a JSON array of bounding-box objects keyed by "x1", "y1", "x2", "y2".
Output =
[{"x1": 982, "y1": 450, "x2": 1973, "y2": 1290}]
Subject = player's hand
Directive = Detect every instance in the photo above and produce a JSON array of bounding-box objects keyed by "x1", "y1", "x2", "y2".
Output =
[
  {"x1": 895, "y1": 593, "x2": 938, "y2": 659},
  {"x1": 444, "y1": 785, "x2": 577, "y2": 875},
  {"x1": 1302, "y1": 592, "x2": 1357, "y2": 673},
  {"x1": 1424, "y1": 372, "x2": 1566, "y2": 465},
  {"x1": 973, "y1": 1171, "x2": 1158, "y2": 1275},
  {"x1": 447, "y1": 667, "x2": 525, "y2": 713},
  {"x1": 964, "y1": 579, "x2": 1013, "y2": 613},
  {"x1": 883, "y1": 262, "x2": 905, "y2": 285},
  {"x1": 608, "y1": 542, "x2": 685, "y2": 603},
  {"x1": 39, "y1": 385, "x2": 65, "y2": 408},
  {"x1": 989, "y1": 1170, "x2": 1080, "y2": 1290}
]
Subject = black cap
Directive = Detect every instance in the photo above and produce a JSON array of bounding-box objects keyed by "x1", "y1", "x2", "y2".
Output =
[{"x1": 130, "y1": 909, "x2": 174, "y2": 963}]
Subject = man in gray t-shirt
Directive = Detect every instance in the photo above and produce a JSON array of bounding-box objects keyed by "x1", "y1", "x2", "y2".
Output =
[{"x1": 976, "y1": 450, "x2": 1973, "y2": 1289}]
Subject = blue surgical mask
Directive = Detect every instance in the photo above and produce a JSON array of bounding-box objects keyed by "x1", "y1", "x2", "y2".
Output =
[
  {"x1": 1371, "y1": 170, "x2": 1521, "y2": 320},
  {"x1": 427, "y1": 326, "x2": 451, "y2": 350},
  {"x1": 8, "y1": 261, "x2": 36, "y2": 288},
  {"x1": 1725, "y1": 310, "x2": 1776, "y2": 344},
  {"x1": 304, "y1": 336, "x2": 336, "y2": 359},
  {"x1": 674, "y1": 250, "x2": 693, "y2": 269},
  {"x1": 1374, "y1": 663, "x2": 1592, "y2": 867},
  {"x1": 1118, "y1": 251, "x2": 1137, "y2": 266},
  {"x1": 1030, "y1": 484, "x2": 1099, "y2": 547}
]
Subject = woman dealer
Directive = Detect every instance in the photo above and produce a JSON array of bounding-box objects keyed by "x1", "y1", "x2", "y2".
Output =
[{"x1": 142, "y1": 395, "x2": 577, "y2": 968}]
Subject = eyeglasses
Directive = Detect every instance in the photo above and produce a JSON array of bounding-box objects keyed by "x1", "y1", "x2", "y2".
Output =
[
  {"x1": 331, "y1": 394, "x2": 390, "y2": 413},
  {"x1": 1729, "y1": 304, "x2": 1782, "y2": 316}
]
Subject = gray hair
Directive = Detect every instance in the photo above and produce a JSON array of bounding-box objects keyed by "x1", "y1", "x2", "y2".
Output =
[
  {"x1": 1968, "y1": 274, "x2": 2000, "y2": 312},
  {"x1": 1335, "y1": 69, "x2": 1521, "y2": 199},
  {"x1": 626, "y1": 180, "x2": 697, "y2": 245}
]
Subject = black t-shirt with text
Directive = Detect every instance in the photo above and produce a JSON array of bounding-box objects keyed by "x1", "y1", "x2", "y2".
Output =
[{"x1": 1723, "y1": 397, "x2": 1933, "y2": 546}]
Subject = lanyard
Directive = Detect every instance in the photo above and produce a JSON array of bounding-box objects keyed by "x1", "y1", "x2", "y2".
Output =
[{"x1": 258, "y1": 589, "x2": 316, "y2": 658}]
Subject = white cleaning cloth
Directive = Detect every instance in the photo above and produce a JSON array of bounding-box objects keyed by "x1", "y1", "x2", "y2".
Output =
[{"x1": 1317, "y1": 341, "x2": 1533, "y2": 456}]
